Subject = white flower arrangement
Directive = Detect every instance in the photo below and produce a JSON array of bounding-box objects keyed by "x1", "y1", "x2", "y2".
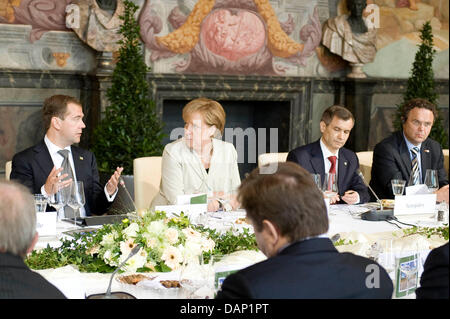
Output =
[{"x1": 92, "y1": 211, "x2": 215, "y2": 273}]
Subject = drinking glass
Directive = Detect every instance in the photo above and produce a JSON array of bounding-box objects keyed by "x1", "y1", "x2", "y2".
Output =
[
  {"x1": 322, "y1": 173, "x2": 338, "y2": 198},
  {"x1": 179, "y1": 254, "x2": 214, "y2": 299},
  {"x1": 34, "y1": 194, "x2": 48, "y2": 214},
  {"x1": 311, "y1": 173, "x2": 322, "y2": 189},
  {"x1": 67, "y1": 181, "x2": 85, "y2": 227},
  {"x1": 391, "y1": 179, "x2": 406, "y2": 196},
  {"x1": 48, "y1": 185, "x2": 70, "y2": 221},
  {"x1": 424, "y1": 169, "x2": 439, "y2": 194}
]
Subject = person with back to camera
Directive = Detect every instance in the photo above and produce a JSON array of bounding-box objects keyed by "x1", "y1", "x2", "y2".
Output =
[
  {"x1": 150, "y1": 98, "x2": 241, "y2": 212},
  {"x1": 0, "y1": 180, "x2": 66, "y2": 299},
  {"x1": 216, "y1": 162, "x2": 393, "y2": 299}
]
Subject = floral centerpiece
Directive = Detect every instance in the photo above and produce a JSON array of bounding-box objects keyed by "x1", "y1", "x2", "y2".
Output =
[{"x1": 26, "y1": 210, "x2": 258, "y2": 273}]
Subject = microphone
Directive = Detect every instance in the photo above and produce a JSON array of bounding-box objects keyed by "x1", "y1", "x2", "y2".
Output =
[
  {"x1": 357, "y1": 170, "x2": 394, "y2": 221},
  {"x1": 357, "y1": 169, "x2": 382, "y2": 210},
  {"x1": 102, "y1": 244, "x2": 141, "y2": 299},
  {"x1": 119, "y1": 177, "x2": 138, "y2": 214}
]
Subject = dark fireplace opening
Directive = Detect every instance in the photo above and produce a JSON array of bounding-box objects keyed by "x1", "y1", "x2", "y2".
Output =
[{"x1": 162, "y1": 99, "x2": 291, "y2": 179}]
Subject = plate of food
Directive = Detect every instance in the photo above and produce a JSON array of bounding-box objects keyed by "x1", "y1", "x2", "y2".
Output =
[{"x1": 380, "y1": 199, "x2": 395, "y2": 209}]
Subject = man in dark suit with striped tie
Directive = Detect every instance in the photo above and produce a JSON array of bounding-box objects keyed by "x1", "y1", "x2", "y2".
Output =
[
  {"x1": 286, "y1": 105, "x2": 370, "y2": 204},
  {"x1": 10, "y1": 95, "x2": 123, "y2": 217},
  {"x1": 370, "y1": 98, "x2": 449, "y2": 202}
]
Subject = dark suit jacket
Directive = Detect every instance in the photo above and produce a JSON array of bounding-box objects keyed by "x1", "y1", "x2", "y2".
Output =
[
  {"x1": 0, "y1": 252, "x2": 66, "y2": 299},
  {"x1": 287, "y1": 140, "x2": 370, "y2": 203},
  {"x1": 416, "y1": 242, "x2": 449, "y2": 299},
  {"x1": 216, "y1": 238, "x2": 393, "y2": 299},
  {"x1": 10, "y1": 140, "x2": 111, "y2": 216},
  {"x1": 369, "y1": 131, "x2": 448, "y2": 200}
]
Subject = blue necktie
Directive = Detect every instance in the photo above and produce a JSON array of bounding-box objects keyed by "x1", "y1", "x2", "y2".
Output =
[{"x1": 410, "y1": 147, "x2": 420, "y2": 185}]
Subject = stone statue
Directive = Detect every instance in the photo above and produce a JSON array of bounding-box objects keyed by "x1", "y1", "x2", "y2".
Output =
[
  {"x1": 70, "y1": 0, "x2": 123, "y2": 53},
  {"x1": 322, "y1": 0, "x2": 377, "y2": 78}
]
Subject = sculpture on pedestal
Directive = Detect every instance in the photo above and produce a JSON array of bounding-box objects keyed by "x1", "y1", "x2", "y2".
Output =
[
  {"x1": 69, "y1": 0, "x2": 123, "y2": 71},
  {"x1": 322, "y1": 0, "x2": 377, "y2": 78}
]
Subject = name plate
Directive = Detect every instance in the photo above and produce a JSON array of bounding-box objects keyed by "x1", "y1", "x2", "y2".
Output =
[
  {"x1": 36, "y1": 212, "x2": 57, "y2": 236},
  {"x1": 176, "y1": 193, "x2": 207, "y2": 205},
  {"x1": 394, "y1": 194, "x2": 436, "y2": 215}
]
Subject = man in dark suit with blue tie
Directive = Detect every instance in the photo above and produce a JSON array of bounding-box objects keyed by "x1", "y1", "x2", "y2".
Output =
[
  {"x1": 287, "y1": 105, "x2": 370, "y2": 204},
  {"x1": 10, "y1": 95, "x2": 123, "y2": 217},
  {"x1": 216, "y1": 162, "x2": 393, "y2": 299},
  {"x1": 369, "y1": 98, "x2": 448, "y2": 202}
]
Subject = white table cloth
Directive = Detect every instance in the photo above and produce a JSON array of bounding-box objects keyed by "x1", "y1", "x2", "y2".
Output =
[{"x1": 33, "y1": 204, "x2": 448, "y2": 299}]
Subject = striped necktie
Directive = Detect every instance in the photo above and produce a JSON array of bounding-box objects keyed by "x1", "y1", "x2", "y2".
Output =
[
  {"x1": 58, "y1": 150, "x2": 76, "y2": 218},
  {"x1": 410, "y1": 147, "x2": 420, "y2": 185}
]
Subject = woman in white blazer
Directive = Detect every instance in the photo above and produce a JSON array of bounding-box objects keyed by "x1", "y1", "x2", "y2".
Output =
[{"x1": 150, "y1": 98, "x2": 241, "y2": 212}]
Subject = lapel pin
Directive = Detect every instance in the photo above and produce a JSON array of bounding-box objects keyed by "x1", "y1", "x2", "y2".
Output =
[
  {"x1": 79, "y1": 156, "x2": 84, "y2": 160},
  {"x1": 424, "y1": 149, "x2": 429, "y2": 153},
  {"x1": 344, "y1": 161, "x2": 347, "y2": 166}
]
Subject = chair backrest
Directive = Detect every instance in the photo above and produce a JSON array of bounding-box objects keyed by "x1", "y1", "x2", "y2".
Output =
[
  {"x1": 5, "y1": 161, "x2": 12, "y2": 180},
  {"x1": 356, "y1": 151, "x2": 373, "y2": 184},
  {"x1": 133, "y1": 156, "x2": 162, "y2": 212},
  {"x1": 443, "y1": 149, "x2": 449, "y2": 175},
  {"x1": 257, "y1": 152, "x2": 288, "y2": 167}
]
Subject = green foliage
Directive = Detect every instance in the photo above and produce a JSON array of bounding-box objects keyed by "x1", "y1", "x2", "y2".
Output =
[
  {"x1": 26, "y1": 212, "x2": 259, "y2": 273},
  {"x1": 394, "y1": 21, "x2": 448, "y2": 148},
  {"x1": 198, "y1": 226, "x2": 259, "y2": 264},
  {"x1": 333, "y1": 238, "x2": 359, "y2": 246},
  {"x1": 401, "y1": 224, "x2": 449, "y2": 241},
  {"x1": 91, "y1": 0, "x2": 164, "y2": 175}
]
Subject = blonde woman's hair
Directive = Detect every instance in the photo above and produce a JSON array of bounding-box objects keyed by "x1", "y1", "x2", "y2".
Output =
[{"x1": 182, "y1": 98, "x2": 226, "y2": 137}]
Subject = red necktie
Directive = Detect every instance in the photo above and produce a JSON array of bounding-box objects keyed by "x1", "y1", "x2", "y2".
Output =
[{"x1": 328, "y1": 156, "x2": 337, "y2": 174}]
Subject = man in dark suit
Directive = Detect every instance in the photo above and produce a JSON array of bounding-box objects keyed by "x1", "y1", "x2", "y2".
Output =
[
  {"x1": 370, "y1": 98, "x2": 448, "y2": 202},
  {"x1": 287, "y1": 105, "x2": 370, "y2": 204},
  {"x1": 416, "y1": 242, "x2": 449, "y2": 299},
  {"x1": 0, "y1": 180, "x2": 66, "y2": 298},
  {"x1": 216, "y1": 162, "x2": 393, "y2": 299},
  {"x1": 10, "y1": 95, "x2": 123, "y2": 217}
]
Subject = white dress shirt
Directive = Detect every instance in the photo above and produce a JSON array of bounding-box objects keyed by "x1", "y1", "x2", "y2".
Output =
[
  {"x1": 319, "y1": 138, "x2": 360, "y2": 204},
  {"x1": 320, "y1": 138, "x2": 339, "y2": 177},
  {"x1": 41, "y1": 135, "x2": 117, "y2": 218}
]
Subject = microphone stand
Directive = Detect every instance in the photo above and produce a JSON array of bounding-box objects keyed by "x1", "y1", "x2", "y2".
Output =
[
  {"x1": 119, "y1": 177, "x2": 138, "y2": 214},
  {"x1": 357, "y1": 171, "x2": 383, "y2": 210},
  {"x1": 103, "y1": 245, "x2": 141, "y2": 298}
]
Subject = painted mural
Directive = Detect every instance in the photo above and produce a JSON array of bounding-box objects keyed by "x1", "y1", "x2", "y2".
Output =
[
  {"x1": 0, "y1": 0, "x2": 448, "y2": 76},
  {"x1": 139, "y1": 0, "x2": 323, "y2": 75},
  {"x1": 360, "y1": 0, "x2": 449, "y2": 77}
]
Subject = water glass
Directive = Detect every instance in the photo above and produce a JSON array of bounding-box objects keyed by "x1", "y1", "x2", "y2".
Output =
[
  {"x1": 391, "y1": 179, "x2": 406, "y2": 196},
  {"x1": 424, "y1": 169, "x2": 439, "y2": 193},
  {"x1": 34, "y1": 194, "x2": 48, "y2": 214},
  {"x1": 311, "y1": 173, "x2": 322, "y2": 189},
  {"x1": 67, "y1": 181, "x2": 86, "y2": 227},
  {"x1": 48, "y1": 185, "x2": 70, "y2": 221},
  {"x1": 322, "y1": 173, "x2": 338, "y2": 198},
  {"x1": 179, "y1": 255, "x2": 214, "y2": 299}
]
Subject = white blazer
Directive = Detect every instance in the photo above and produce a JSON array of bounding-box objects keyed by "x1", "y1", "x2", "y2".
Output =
[{"x1": 150, "y1": 138, "x2": 241, "y2": 208}]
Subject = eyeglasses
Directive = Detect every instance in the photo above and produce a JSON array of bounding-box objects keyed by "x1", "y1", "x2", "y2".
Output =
[{"x1": 410, "y1": 119, "x2": 432, "y2": 128}]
